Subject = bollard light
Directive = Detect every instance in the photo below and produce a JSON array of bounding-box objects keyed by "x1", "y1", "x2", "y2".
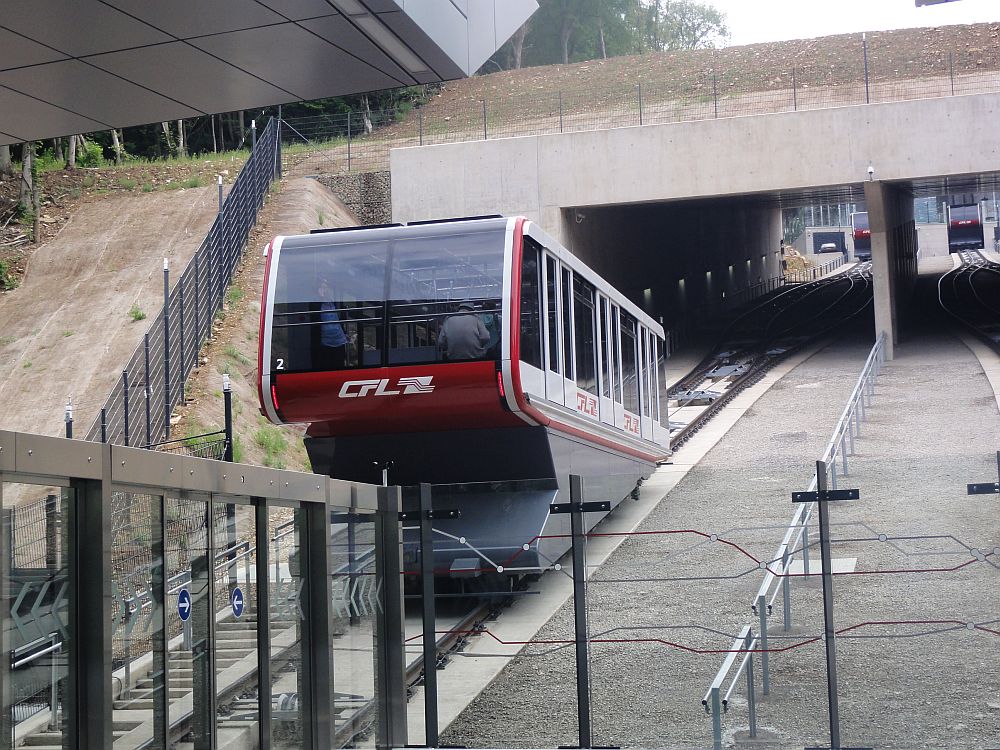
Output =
[{"x1": 223, "y1": 373, "x2": 231, "y2": 392}]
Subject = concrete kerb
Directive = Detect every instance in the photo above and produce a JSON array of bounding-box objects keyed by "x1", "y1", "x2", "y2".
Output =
[
  {"x1": 956, "y1": 331, "x2": 1000, "y2": 414},
  {"x1": 406, "y1": 338, "x2": 835, "y2": 740}
]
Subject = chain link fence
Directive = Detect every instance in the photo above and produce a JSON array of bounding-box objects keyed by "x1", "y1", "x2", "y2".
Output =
[
  {"x1": 281, "y1": 38, "x2": 1000, "y2": 180},
  {"x1": 85, "y1": 118, "x2": 280, "y2": 449}
]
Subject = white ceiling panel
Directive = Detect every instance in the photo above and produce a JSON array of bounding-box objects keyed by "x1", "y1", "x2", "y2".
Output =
[
  {"x1": 191, "y1": 24, "x2": 403, "y2": 100},
  {"x1": 0, "y1": 29, "x2": 69, "y2": 72},
  {"x1": 85, "y1": 43, "x2": 297, "y2": 115},
  {"x1": 103, "y1": 0, "x2": 287, "y2": 39},
  {"x1": 0, "y1": 86, "x2": 108, "y2": 142},
  {"x1": 0, "y1": 61, "x2": 200, "y2": 131},
  {"x1": 2, "y1": 0, "x2": 171, "y2": 58}
]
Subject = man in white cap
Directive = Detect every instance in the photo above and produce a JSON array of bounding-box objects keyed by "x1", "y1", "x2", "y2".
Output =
[{"x1": 438, "y1": 301, "x2": 490, "y2": 360}]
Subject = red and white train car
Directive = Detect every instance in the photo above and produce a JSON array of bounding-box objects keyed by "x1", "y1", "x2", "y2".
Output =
[{"x1": 258, "y1": 216, "x2": 670, "y2": 573}]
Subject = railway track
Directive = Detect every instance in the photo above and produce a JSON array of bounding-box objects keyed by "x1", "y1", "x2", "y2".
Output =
[
  {"x1": 668, "y1": 263, "x2": 874, "y2": 448},
  {"x1": 938, "y1": 249, "x2": 1000, "y2": 354}
]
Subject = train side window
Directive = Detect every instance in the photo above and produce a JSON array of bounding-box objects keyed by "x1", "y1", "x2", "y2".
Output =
[
  {"x1": 561, "y1": 267, "x2": 574, "y2": 381},
  {"x1": 546, "y1": 256, "x2": 560, "y2": 374},
  {"x1": 600, "y1": 296, "x2": 612, "y2": 399},
  {"x1": 640, "y1": 330, "x2": 651, "y2": 418},
  {"x1": 573, "y1": 274, "x2": 598, "y2": 395},
  {"x1": 621, "y1": 314, "x2": 640, "y2": 415},
  {"x1": 520, "y1": 237, "x2": 543, "y2": 369},
  {"x1": 652, "y1": 337, "x2": 662, "y2": 422},
  {"x1": 611, "y1": 304, "x2": 622, "y2": 404}
]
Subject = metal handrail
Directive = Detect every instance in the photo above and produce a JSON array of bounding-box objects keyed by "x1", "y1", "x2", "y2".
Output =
[
  {"x1": 784, "y1": 254, "x2": 846, "y2": 284},
  {"x1": 702, "y1": 626, "x2": 759, "y2": 750}
]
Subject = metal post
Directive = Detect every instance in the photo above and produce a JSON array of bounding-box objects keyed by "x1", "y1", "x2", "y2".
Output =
[
  {"x1": 841, "y1": 435, "x2": 849, "y2": 475},
  {"x1": 64, "y1": 398, "x2": 73, "y2": 439},
  {"x1": 638, "y1": 83, "x2": 644, "y2": 125},
  {"x1": 863, "y1": 33, "x2": 870, "y2": 104},
  {"x1": 375, "y1": 486, "x2": 407, "y2": 750},
  {"x1": 569, "y1": 475, "x2": 592, "y2": 749},
  {"x1": 178, "y1": 278, "x2": 185, "y2": 392},
  {"x1": 559, "y1": 91, "x2": 564, "y2": 132},
  {"x1": 223, "y1": 374, "x2": 234, "y2": 462},
  {"x1": 756, "y1": 594, "x2": 769, "y2": 696},
  {"x1": 482, "y1": 99, "x2": 488, "y2": 140},
  {"x1": 347, "y1": 111, "x2": 352, "y2": 172},
  {"x1": 251, "y1": 118, "x2": 257, "y2": 150},
  {"x1": 144, "y1": 334, "x2": 152, "y2": 447},
  {"x1": 781, "y1": 547, "x2": 791, "y2": 631},
  {"x1": 163, "y1": 258, "x2": 171, "y2": 440},
  {"x1": 123, "y1": 370, "x2": 131, "y2": 447},
  {"x1": 816, "y1": 460, "x2": 842, "y2": 749},
  {"x1": 217, "y1": 174, "x2": 223, "y2": 214},
  {"x1": 802, "y1": 517, "x2": 811, "y2": 576},
  {"x1": 418, "y1": 483, "x2": 439, "y2": 746},
  {"x1": 255, "y1": 500, "x2": 272, "y2": 748},
  {"x1": 949, "y1": 52, "x2": 955, "y2": 96},
  {"x1": 712, "y1": 73, "x2": 719, "y2": 117},
  {"x1": 100, "y1": 408, "x2": 107, "y2": 443},
  {"x1": 419, "y1": 109, "x2": 424, "y2": 146},
  {"x1": 710, "y1": 686, "x2": 722, "y2": 750},
  {"x1": 745, "y1": 630, "x2": 757, "y2": 739},
  {"x1": 792, "y1": 67, "x2": 798, "y2": 110},
  {"x1": 276, "y1": 107, "x2": 283, "y2": 180}
]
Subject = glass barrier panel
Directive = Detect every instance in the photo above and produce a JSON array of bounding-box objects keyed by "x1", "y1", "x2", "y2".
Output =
[
  {"x1": 268, "y1": 506, "x2": 305, "y2": 747},
  {"x1": 2, "y1": 483, "x2": 73, "y2": 749}
]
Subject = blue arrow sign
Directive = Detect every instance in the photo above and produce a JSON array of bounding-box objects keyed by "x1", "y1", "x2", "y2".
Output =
[
  {"x1": 177, "y1": 589, "x2": 192, "y2": 622},
  {"x1": 231, "y1": 587, "x2": 245, "y2": 619}
]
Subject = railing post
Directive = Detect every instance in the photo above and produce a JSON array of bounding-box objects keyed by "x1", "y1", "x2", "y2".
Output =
[
  {"x1": 251, "y1": 118, "x2": 257, "y2": 150},
  {"x1": 163, "y1": 258, "x2": 171, "y2": 440},
  {"x1": 815, "y1": 459, "x2": 843, "y2": 749},
  {"x1": 802, "y1": 514, "x2": 811, "y2": 576},
  {"x1": 756, "y1": 594, "x2": 769, "y2": 695},
  {"x1": 482, "y1": 99, "x2": 488, "y2": 140},
  {"x1": 418, "y1": 483, "x2": 439, "y2": 747},
  {"x1": 144, "y1": 333, "x2": 152, "y2": 448},
  {"x1": 347, "y1": 111, "x2": 352, "y2": 172},
  {"x1": 712, "y1": 72, "x2": 719, "y2": 118},
  {"x1": 569, "y1": 475, "x2": 593, "y2": 749},
  {"x1": 49, "y1": 637, "x2": 59, "y2": 729},
  {"x1": 217, "y1": 174, "x2": 223, "y2": 214},
  {"x1": 419, "y1": 108, "x2": 424, "y2": 146},
  {"x1": 100, "y1": 407, "x2": 107, "y2": 443},
  {"x1": 123, "y1": 370, "x2": 131, "y2": 447},
  {"x1": 781, "y1": 547, "x2": 791, "y2": 631},
  {"x1": 638, "y1": 83, "x2": 644, "y2": 125},
  {"x1": 710, "y1": 686, "x2": 722, "y2": 750},
  {"x1": 194, "y1": 253, "x2": 201, "y2": 366},
  {"x1": 64, "y1": 398, "x2": 73, "y2": 439},
  {"x1": 745, "y1": 630, "x2": 757, "y2": 739},
  {"x1": 276, "y1": 107, "x2": 283, "y2": 180},
  {"x1": 863, "y1": 32, "x2": 870, "y2": 104},
  {"x1": 223, "y1": 374, "x2": 234, "y2": 462},
  {"x1": 841, "y1": 434, "x2": 849, "y2": 475},
  {"x1": 792, "y1": 67, "x2": 798, "y2": 110},
  {"x1": 559, "y1": 91, "x2": 564, "y2": 132},
  {"x1": 949, "y1": 52, "x2": 955, "y2": 96}
]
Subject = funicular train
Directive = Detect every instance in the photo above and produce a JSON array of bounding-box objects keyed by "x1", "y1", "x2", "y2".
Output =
[
  {"x1": 257, "y1": 216, "x2": 671, "y2": 575},
  {"x1": 850, "y1": 211, "x2": 871, "y2": 261},
  {"x1": 947, "y1": 203, "x2": 985, "y2": 253}
]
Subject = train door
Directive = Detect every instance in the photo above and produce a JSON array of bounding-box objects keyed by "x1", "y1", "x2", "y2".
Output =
[
  {"x1": 543, "y1": 253, "x2": 564, "y2": 404},
  {"x1": 572, "y1": 274, "x2": 599, "y2": 422},
  {"x1": 598, "y1": 295, "x2": 616, "y2": 428},
  {"x1": 619, "y1": 313, "x2": 642, "y2": 438},
  {"x1": 561, "y1": 266, "x2": 576, "y2": 406},
  {"x1": 517, "y1": 236, "x2": 545, "y2": 399},
  {"x1": 611, "y1": 303, "x2": 625, "y2": 430},
  {"x1": 639, "y1": 328, "x2": 654, "y2": 441}
]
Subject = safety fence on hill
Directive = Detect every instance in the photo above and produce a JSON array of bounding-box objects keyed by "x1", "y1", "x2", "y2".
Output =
[
  {"x1": 280, "y1": 37, "x2": 1000, "y2": 178},
  {"x1": 85, "y1": 118, "x2": 281, "y2": 448}
]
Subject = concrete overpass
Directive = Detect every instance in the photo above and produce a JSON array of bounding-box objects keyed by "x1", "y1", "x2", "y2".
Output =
[{"x1": 391, "y1": 92, "x2": 1000, "y2": 357}]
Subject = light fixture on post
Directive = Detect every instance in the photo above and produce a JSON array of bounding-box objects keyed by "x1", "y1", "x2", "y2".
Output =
[{"x1": 866, "y1": 162, "x2": 875, "y2": 181}]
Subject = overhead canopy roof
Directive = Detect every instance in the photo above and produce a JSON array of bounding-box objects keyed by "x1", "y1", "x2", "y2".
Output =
[{"x1": 0, "y1": 0, "x2": 537, "y2": 145}]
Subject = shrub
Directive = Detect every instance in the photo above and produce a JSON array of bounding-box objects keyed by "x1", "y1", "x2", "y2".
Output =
[{"x1": 128, "y1": 303, "x2": 146, "y2": 322}]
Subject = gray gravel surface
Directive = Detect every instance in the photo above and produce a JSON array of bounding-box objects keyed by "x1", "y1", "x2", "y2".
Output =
[{"x1": 439, "y1": 330, "x2": 1000, "y2": 749}]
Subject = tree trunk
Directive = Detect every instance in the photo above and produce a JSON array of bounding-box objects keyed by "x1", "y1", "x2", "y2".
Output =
[
  {"x1": 237, "y1": 111, "x2": 245, "y2": 147},
  {"x1": 19, "y1": 142, "x2": 33, "y2": 214},
  {"x1": 0, "y1": 145, "x2": 13, "y2": 177},
  {"x1": 599, "y1": 20, "x2": 607, "y2": 59},
  {"x1": 67, "y1": 135, "x2": 77, "y2": 169},
  {"x1": 362, "y1": 95, "x2": 374, "y2": 134},
  {"x1": 111, "y1": 129, "x2": 123, "y2": 165},
  {"x1": 561, "y1": 22, "x2": 572, "y2": 64},
  {"x1": 211, "y1": 115, "x2": 218, "y2": 153},
  {"x1": 161, "y1": 122, "x2": 176, "y2": 157},
  {"x1": 511, "y1": 24, "x2": 528, "y2": 69},
  {"x1": 176, "y1": 120, "x2": 187, "y2": 158},
  {"x1": 53, "y1": 138, "x2": 64, "y2": 163},
  {"x1": 216, "y1": 114, "x2": 225, "y2": 152}
]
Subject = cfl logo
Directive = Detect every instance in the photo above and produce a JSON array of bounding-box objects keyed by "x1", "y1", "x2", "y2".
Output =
[{"x1": 339, "y1": 376, "x2": 436, "y2": 398}]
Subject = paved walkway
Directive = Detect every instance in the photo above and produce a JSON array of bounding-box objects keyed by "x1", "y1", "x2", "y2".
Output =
[{"x1": 439, "y1": 327, "x2": 1000, "y2": 750}]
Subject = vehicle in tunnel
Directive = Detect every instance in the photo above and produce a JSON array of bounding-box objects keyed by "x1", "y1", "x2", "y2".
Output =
[
  {"x1": 947, "y1": 203, "x2": 984, "y2": 253},
  {"x1": 851, "y1": 212, "x2": 871, "y2": 261},
  {"x1": 257, "y1": 216, "x2": 671, "y2": 574}
]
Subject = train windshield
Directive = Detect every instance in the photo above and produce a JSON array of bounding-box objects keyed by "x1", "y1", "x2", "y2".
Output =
[
  {"x1": 852, "y1": 212, "x2": 869, "y2": 234},
  {"x1": 270, "y1": 228, "x2": 505, "y2": 373},
  {"x1": 950, "y1": 205, "x2": 979, "y2": 224}
]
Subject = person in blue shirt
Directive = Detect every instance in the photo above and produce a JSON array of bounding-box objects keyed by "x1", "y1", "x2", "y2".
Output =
[{"x1": 316, "y1": 278, "x2": 348, "y2": 370}]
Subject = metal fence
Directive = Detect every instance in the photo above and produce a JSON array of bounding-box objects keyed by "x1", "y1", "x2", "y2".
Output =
[
  {"x1": 280, "y1": 38, "x2": 1000, "y2": 178},
  {"x1": 704, "y1": 331, "x2": 887, "y2": 748},
  {"x1": 85, "y1": 118, "x2": 281, "y2": 447}
]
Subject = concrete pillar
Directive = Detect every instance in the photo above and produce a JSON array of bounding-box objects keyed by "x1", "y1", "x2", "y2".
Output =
[{"x1": 864, "y1": 180, "x2": 917, "y2": 360}]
